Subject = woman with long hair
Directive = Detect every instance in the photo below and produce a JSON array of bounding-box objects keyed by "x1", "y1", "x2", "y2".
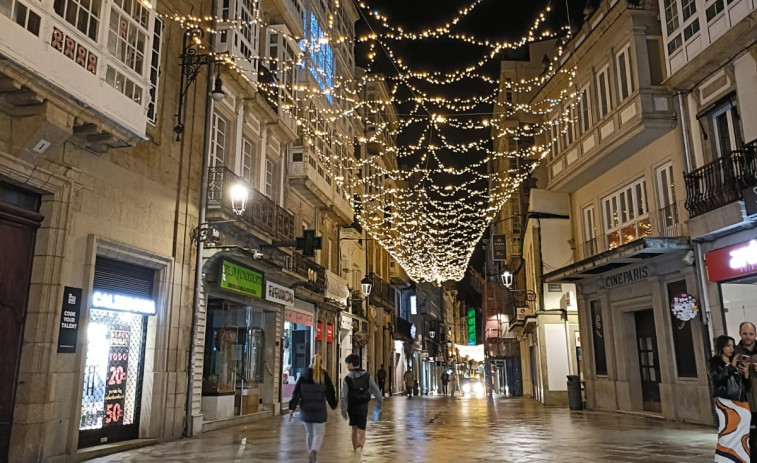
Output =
[
  {"x1": 289, "y1": 353, "x2": 338, "y2": 463},
  {"x1": 709, "y1": 335, "x2": 751, "y2": 462}
]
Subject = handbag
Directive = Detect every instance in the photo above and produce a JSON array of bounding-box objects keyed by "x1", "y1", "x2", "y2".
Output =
[{"x1": 725, "y1": 373, "x2": 744, "y2": 401}]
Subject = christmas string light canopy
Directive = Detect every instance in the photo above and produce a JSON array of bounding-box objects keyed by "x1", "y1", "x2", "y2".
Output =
[{"x1": 141, "y1": 0, "x2": 577, "y2": 283}]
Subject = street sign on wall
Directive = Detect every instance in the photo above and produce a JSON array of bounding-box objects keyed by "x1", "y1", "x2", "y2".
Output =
[{"x1": 492, "y1": 234, "x2": 507, "y2": 261}]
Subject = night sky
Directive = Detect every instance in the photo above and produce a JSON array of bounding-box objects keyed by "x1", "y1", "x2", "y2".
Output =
[{"x1": 354, "y1": 0, "x2": 588, "y2": 295}]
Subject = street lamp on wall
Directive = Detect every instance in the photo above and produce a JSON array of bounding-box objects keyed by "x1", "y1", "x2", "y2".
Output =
[
  {"x1": 229, "y1": 183, "x2": 249, "y2": 216},
  {"x1": 174, "y1": 27, "x2": 228, "y2": 141},
  {"x1": 501, "y1": 270, "x2": 513, "y2": 288},
  {"x1": 429, "y1": 329, "x2": 436, "y2": 340},
  {"x1": 361, "y1": 274, "x2": 373, "y2": 298}
]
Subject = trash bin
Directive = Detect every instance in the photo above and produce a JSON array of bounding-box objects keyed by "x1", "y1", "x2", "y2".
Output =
[{"x1": 567, "y1": 375, "x2": 582, "y2": 410}]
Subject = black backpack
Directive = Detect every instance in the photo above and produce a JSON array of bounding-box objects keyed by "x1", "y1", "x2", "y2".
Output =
[{"x1": 347, "y1": 373, "x2": 371, "y2": 404}]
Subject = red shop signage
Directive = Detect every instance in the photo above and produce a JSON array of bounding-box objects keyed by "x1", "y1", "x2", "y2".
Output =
[
  {"x1": 316, "y1": 322, "x2": 323, "y2": 341},
  {"x1": 706, "y1": 239, "x2": 757, "y2": 282},
  {"x1": 326, "y1": 324, "x2": 334, "y2": 343}
]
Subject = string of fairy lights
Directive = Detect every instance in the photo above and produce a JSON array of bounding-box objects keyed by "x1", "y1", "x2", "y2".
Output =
[{"x1": 139, "y1": 0, "x2": 578, "y2": 283}]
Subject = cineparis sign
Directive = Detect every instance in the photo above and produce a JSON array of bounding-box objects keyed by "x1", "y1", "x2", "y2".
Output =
[{"x1": 92, "y1": 290, "x2": 156, "y2": 315}]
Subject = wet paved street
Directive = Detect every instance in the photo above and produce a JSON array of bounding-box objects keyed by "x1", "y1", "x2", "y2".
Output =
[{"x1": 87, "y1": 396, "x2": 716, "y2": 462}]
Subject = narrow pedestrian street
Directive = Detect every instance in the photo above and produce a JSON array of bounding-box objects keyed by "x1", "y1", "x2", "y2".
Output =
[{"x1": 86, "y1": 396, "x2": 715, "y2": 463}]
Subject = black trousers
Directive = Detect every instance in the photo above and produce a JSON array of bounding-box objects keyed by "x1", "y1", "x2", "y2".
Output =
[
  {"x1": 442, "y1": 383, "x2": 448, "y2": 395},
  {"x1": 378, "y1": 380, "x2": 385, "y2": 396}
]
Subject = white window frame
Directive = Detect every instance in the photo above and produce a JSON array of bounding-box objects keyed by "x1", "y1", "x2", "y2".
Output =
[
  {"x1": 583, "y1": 205, "x2": 597, "y2": 246},
  {"x1": 146, "y1": 17, "x2": 163, "y2": 125},
  {"x1": 54, "y1": 0, "x2": 102, "y2": 41},
  {"x1": 655, "y1": 161, "x2": 679, "y2": 232},
  {"x1": 265, "y1": 158, "x2": 275, "y2": 198},
  {"x1": 615, "y1": 43, "x2": 634, "y2": 102},
  {"x1": 602, "y1": 178, "x2": 650, "y2": 249},
  {"x1": 210, "y1": 111, "x2": 228, "y2": 167},
  {"x1": 712, "y1": 104, "x2": 740, "y2": 158},
  {"x1": 108, "y1": 0, "x2": 151, "y2": 75},
  {"x1": 579, "y1": 86, "x2": 592, "y2": 133},
  {"x1": 596, "y1": 65, "x2": 612, "y2": 119},
  {"x1": 241, "y1": 137, "x2": 256, "y2": 186}
]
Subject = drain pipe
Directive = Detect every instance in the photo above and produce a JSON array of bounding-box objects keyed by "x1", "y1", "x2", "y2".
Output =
[
  {"x1": 185, "y1": 54, "x2": 216, "y2": 438},
  {"x1": 675, "y1": 91, "x2": 715, "y2": 352}
]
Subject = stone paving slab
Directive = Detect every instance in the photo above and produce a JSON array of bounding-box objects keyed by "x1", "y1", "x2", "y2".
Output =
[{"x1": 85, "y1": 396, "x2": 717, "y2": 462}]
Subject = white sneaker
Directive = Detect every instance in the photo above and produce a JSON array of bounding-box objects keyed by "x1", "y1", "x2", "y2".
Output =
[{"x1": 353, "y1": 446, "x2": 363, "y2": 463}]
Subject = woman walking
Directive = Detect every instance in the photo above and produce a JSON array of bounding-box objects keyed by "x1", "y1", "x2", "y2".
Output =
[
  {"x1": 289, "y1": 354, "x2": 338, "y2": 463},
  {"x1": 709, "y1": 335, "x2": 751, "y2": 462}
]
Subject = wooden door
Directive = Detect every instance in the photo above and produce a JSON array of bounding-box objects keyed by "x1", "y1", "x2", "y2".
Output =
[
  {"x1": 635, "y1": 309, "x2": 662, "y2": 413},
  {"x1": 0, "y1": 202, "x2": 42, "y2": 462}
]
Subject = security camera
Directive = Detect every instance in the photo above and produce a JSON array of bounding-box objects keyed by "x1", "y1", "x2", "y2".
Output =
[
  {"x1": 682, "y1": 250, "x2": 695, "y2": 266},
  {"x1": 252, "y1": 250, "x2": 264, "y2": 259}
]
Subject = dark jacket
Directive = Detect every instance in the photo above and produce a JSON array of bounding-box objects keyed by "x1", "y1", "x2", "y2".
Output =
[
  {"x1": 708, "y1": 356, "x2": 750, "y2": 402},
  {"x1": 289, "y1": 368, "x2": 338, "y2": 423},
  {"x1": 734, "y1": 341, "x2": 757, "y2": 408}
]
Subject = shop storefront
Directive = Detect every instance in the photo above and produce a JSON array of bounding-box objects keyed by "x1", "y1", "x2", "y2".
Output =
[
  {"x1": 79, "y1": 257, "x2": 156, "y2": 448},
  {"x1": 282, "y1": 299, "x2": 315, "y2": 402},
  {"x1": 544, "y1": 239, "x2": 712, "y2": 423},
  {"x1": 200, "y1": 259, "x2": 279, "y2": 422},
  {"x1": 706, "y1": 239, "x2": 757, "y2": 336}
]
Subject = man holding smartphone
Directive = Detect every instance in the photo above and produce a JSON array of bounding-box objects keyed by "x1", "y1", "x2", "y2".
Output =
[{"x1": 734, "y1": 321, "x2": 757, "y2": 461}]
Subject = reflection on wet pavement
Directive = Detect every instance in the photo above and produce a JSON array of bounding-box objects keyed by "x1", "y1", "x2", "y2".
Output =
[{"x1": 86, "y1": 396, "x2": 715, "y2": 462}]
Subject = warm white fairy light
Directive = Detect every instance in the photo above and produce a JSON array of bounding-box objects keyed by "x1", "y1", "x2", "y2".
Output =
[{"x1": 149, "y1": 0, "x2": 576, "y2": 283}]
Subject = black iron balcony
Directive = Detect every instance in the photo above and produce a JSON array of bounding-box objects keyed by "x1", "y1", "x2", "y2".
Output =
[
  {"x1": 684, "y1": 140, "x2": 757, "y2": 218},
  {"x1": 368, "y1": 274, "x2": 395, "y2": 309},
  {"x1": 206, "y1": 166, "x2": 294, "y2": 241},
  {"x1": 579, "y1": 203, "x2": 683, "y2": 259},
  {"x1": 292, "y1": 252, "x2": 326, "y2": 294}
]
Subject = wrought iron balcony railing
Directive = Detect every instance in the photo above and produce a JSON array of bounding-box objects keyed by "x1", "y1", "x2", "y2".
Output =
[
  {"x1": 684, "y1": 140, "x2": 757, "y2": 218},
  {"x1": 206, "y1": 166, "x2": 294, "y2": 241},
  {"x1": 291, "y1": 252, "x2": 326, "y2": 294},
  {"x1": 579, "y1": 202, "x2": 683, "y2": 260},
  {"x1": 368, "y1": 274, "x2": 395, "y2": 309}
]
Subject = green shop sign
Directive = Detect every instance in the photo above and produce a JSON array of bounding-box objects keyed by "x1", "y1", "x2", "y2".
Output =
[{"x1": 220, "y1": 260, "x2": 263, "y2": 298}]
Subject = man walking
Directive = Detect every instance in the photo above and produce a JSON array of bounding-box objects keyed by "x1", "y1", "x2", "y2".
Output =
[
  {"x1": 403, "y1": 368, "x2": 415, "y2": 399},
  {"x1": 342, "y1": 354, "x2": 382, "y2": 463},
  {"x1": 441, "y1": 370, "x2": 449, "y2": 396},
  {"x1": 376, "y1": 364, "x2": 387, "y2": 396},
  {"x1": 735, "y1": 321, "x2": 757, "y2": 462}
]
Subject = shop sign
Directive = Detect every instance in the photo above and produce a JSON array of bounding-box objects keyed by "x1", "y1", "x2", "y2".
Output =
[
  {"x1": 671, "y1": 293, "x2": 699, "y2": 322},
  {"x1": 492, "y1": 234, "x2": 507, "y2": 261},
  {"x1": 326, "y1": 324, "x2": 334, "y2": 343},
  {"x1": 103, "y1": 326, "x2": 131, "y2": 427},
  {"x1": 706, "y1": 240, "x2": 757, "y2": 282},
  {"x1": 220, "y1": 260, "x2": 263, "y2": 298},
  {"x1": 516, "y1": 307, "x2": 527, "y2": 321},
  {"x1": 316, "y1": 322, "x2": 323, "y2": 341},
  {"x1": 602, "y1": 266, "x2": 648, "y2": 289},
  {"x1": 467, "y1": 308, "x2": 476, "y2": 346},
  {"x1": 265, "y1": 281, "x2": 294, "y2": 306},
  {"x1": 92, "y1": 290, "x2": 156, "y2": 316},
  {"x1": 285, "y1": 308, "x2": 314, "y2": 326},
  {"x1": 57, "y1": 286, "x2": 82, "y2": 353}
]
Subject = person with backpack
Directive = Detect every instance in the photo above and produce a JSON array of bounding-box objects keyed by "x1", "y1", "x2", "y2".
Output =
[
  {"x1": 289, "y1": 354, "x2": 338, "y2": 463},
  {"x1": 341, "y1": 353, "x2": 382, "y2": 463}
]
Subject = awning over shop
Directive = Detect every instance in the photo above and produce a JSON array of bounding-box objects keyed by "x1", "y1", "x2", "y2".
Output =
[{"x1": 543, "y1": 237, "x2": 690, "y2": 283}]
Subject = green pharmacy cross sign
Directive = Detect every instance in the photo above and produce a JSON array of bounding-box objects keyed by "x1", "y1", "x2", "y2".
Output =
[
  {"x1": 296, "y1": 230, "x2": 322, "y2": 257},
  {"x1": 220, "y1": 260, "x2": 263, "y2": 298},
  {"x1": 467, "y1": 308, "x2": 477, "y2": 346}
]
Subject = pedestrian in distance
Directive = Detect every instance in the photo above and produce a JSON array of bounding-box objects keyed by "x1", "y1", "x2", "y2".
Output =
[
  {"x1": 342, "y1": 353, "x2": 382, "y2": 463},
  {"x1": 376, "y1": 364, "x2": 387, "y2": 397},
  {"x1": 441, "y1": 370, "x2": 450, "y2": 396},
  {"x1": 709, "y1": 335, "x2": 751, "y2": 463},
  {"x1": 403, "y1": 368, "x2": 415, "y2": 398},
  {"x1": 734, "y1": 321, "x2": 757, "y2": 462},
  {"x1": 288, "y1": 353, "x2": 338, "y2": 463}
]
